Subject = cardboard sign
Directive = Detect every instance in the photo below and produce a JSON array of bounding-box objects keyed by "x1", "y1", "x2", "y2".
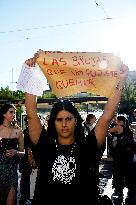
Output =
[{"x1": 36, "y1": 51, "x2": 126, "y2": 97}]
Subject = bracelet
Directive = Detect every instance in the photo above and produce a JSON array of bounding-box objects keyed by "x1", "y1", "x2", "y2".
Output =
[
  {"x1": 116, "y1": 81, "x2": 122, "y2": 91},
  {"x1": 116, "y1": 85, "x2": 121, "y2": 91}
]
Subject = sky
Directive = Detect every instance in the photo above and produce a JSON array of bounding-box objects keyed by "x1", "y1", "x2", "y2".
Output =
[{"x1": 0, "y1": 0, "x2": 136, "y2": 90}]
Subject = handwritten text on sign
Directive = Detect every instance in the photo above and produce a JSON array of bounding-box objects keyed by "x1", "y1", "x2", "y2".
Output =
[{"x1": 36, "y1": 51, "x2": 125, "y2": 97}]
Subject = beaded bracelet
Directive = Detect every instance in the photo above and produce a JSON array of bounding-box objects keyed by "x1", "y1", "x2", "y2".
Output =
[{"x1": 116, "y1": 81, "x2": 122, "y2": 91}]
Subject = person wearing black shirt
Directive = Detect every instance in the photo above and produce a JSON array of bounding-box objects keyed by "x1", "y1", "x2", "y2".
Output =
[{"x1": 22, "y1": 57, "x2": 128, "y2": 204}]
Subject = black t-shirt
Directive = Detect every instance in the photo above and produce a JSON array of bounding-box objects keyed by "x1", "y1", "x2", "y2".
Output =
[{"x1": 32, "y1": 128, "x2": 100, "y2": 203}]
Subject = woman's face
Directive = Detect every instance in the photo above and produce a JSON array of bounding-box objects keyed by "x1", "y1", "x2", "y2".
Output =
[
  {"x1": 55, "y1": 110, "x2": 76, "y2": 139},
  {"x1": 90, "y1": 116, "x2": 96, "y2": 124},
  {"x1": 116, "y1": 119, "x2": 124, "y2": 126},
  {"x1": 3, "y1": 108, "x2": 16, "y2": 123}
]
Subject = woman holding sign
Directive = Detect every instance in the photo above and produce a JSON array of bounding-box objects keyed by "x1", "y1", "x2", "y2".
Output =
[{"x1": 17, "y1": 53, "x2": 128, "y2": 204}]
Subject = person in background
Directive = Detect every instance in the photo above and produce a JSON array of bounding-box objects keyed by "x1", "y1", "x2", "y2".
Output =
[
  {"x1": 0, "y1": 103, "x2": 24, "y2": 205},
  {"x1": 129, "y1": 109, "x2": 136, "y2": 124},
  {"x1": 133, "y1": 109, "x2": 136, "y2": 122},
  {"x1": 19, "y1": 116, "x2": 37, "y2": 205},
  {"x1": 20, "y1": 56, "x2": 128, "y2": 204},
  {"x1": 84, "y1": 113, "x2": 105, "y2": 178},
  {"x1": 125, "y1": 121, "x2": 136, "y2": 205},
  {"x1": 107, "y1": 114, "x2": 117, "y2": 157},
  {"x1": 42, "y1": 113, "x2": 50, "y2": 130},
  {"x1": 109, "y1": 115, "x2": 134, "y2": 204},
  {"x1": 84, "y1": 113, "x2": 97, "y2": 132}
]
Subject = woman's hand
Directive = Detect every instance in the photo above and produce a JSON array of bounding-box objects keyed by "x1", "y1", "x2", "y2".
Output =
[
  {"x1": 25, "y1": 57, "x2": 37, "y2": 67},
  {"x1": 116, "y1": 64, "x2": 129, "y2": 91},
  {"x1": 25, "y1": 49, "x2": 44, "y2": 67},
  {"x1": 6, "y1": 149, "x2": 17, "y2": 157}
]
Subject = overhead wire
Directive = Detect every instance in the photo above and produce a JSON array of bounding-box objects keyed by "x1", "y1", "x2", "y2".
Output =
[
  {"x1": 94, "y1": 1, "x2": 112, "y2": 20},
  {"x1": 0, "y1": 17, "x2": 113, "y2": 35},
  {"x1": 0, "y1": 1, "x2": 114, "y2": 42}
]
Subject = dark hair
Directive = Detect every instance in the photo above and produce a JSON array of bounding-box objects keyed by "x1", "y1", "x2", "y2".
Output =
[
  {"x1": 117, "y1": 115, "x2": 127, "y2": 124},
  {"x1": 0, "y1": 103, "x2": 16, "y2": 125},
  {"x1": 86, "y1": 114, "x2": 95, "y2": 124},
  {"x1": 117, "y1": 115, "x2": 133, "y2": 136},
  {"x1": 47, "y1": 99, "x2": 84, "y2": 142}
]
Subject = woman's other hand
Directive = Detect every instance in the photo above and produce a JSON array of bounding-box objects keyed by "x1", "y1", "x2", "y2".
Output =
[
  {"x1": 25, "y1": 57, "x2": 37, "y2": 67},
  {"x1": 116, "y1": 64, "x2": 129, "y2": 90},
  {"x1": 6, "y1": 149, "x2": 17, "y2": 157},
  {"x1": 25, "y1": 49, "x2": 44, "y2": 67}
]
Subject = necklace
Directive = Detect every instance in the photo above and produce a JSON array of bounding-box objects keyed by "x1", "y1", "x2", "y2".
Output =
[
  {"x1": 55, "y1": 139, "x2": 76, "y2": 156},
  {"x1": 2, "y1": 124, "x2": 12, "y2": 128}
]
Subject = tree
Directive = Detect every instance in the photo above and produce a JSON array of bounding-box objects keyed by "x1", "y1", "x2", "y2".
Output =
[
  {"x1": 42, "y1": 90, "x2": 56, "y2": 98},
  {"x1": 12, "y1": 90, "x2": 25, "y2": 100},
  {"x1": 0, "y1": 86, "x2": 13, "y2": 100},
  {"x1": 118, "y1": 83, "x2": 136, "y2": 115},
  {"x1": 0, "y1": 86, "x2": 25, "y2": 101}
]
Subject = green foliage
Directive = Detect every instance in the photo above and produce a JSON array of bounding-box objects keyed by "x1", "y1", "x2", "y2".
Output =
[
  {"x1": 12, "y1": 90, "x2": 25, "y2": 100},
  {"x1": 0, "y1": 86, "x2": 13, "y2": 100},
  {"x1": 42, "y1": 91, "x2": 56, "y2": 98},
  {"x1": 118, "y1": 83, "x2": 136, "y2": 115},
  {"x1": 0, "y1": 84, "x2": 136, "y2": 117},
  {"x1": 0, "y1": 86, "x2": 25, "y2": 100}
]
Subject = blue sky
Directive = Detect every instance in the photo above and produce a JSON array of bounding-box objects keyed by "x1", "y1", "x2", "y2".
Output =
[{"x1": 0, "y1": 0, "x2": 136, "y2": 90}]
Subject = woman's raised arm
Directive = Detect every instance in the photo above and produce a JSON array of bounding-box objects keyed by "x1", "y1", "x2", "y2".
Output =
[
  {"x1": 22, "y1": 54, "x2": 44, "y2": 144},
  {"x1": 25, "y1": 92, "x2": 42, "y2": 144},
  {"x1": 95, "y1": 65, "x2": 128, "y2": 147}
]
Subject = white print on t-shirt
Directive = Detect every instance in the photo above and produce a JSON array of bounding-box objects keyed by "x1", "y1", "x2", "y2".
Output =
[{"x1": 52, "y1": 155, "x2": 76, "y2": 184}]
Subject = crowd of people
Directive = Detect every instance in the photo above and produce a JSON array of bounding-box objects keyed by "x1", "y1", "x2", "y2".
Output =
[
  {"x1": 0, "y1": 55, "x2": 136, "y2": 205},
  {"x1": 0, "y1": 102, "x2": 136, "y2": 205}
]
